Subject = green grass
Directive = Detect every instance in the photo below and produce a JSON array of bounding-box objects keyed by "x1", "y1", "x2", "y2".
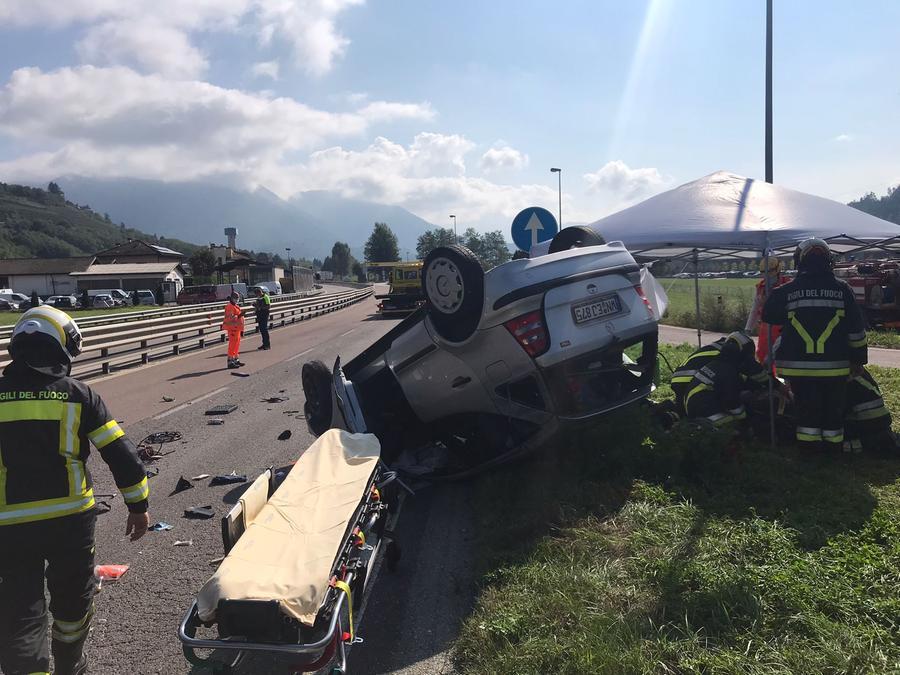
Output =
[
  {"x1": 454, "y1": 343, "x2": 900, "y2": 674},
  {"x1": 0, "y1": 304, "x2": 154, "y2": 326}
]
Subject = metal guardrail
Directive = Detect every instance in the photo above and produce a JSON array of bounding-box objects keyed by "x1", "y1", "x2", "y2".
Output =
[{"x1": 0, "y1": 287, "x2": 374, "y2": 380}]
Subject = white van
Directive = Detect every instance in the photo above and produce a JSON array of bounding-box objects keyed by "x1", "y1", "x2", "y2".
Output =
[{"x1": 250, "y1": 281, "x2": 282, "y2": 296}]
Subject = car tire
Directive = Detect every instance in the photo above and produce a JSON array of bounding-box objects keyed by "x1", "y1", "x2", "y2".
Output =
[
  {"x1": 422, "y1": 244, "x2": 485, "y2": 342},
  {"x1": 302, "y1": 360, "x2": 333, "y2": 436},
  {"x1": 547, "y1": 225, "x2": 605, "y2": 253}
]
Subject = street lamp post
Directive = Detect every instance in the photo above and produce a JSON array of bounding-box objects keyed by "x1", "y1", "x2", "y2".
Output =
[
  {"x1": 550, "y1": 167, "x2": 562, "y2": 228},
  {"x1": 285, "y1": 247, "x2": 292, "y2": 271},
  {"x1": 765, "y1": 0, "x2": 773, "y2": 183},
  {"x1": 449, "y1": 214, "x2": 457, "y2": 244}
]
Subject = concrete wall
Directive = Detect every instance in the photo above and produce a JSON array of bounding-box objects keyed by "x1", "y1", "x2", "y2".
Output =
[{"x1": 8, "y1": 274, "x2": 78, "y2": 296}]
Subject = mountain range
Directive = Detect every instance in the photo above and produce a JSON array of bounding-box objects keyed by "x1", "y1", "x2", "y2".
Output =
[{"x1": 56, "y1": 177, "x2": 436, "y2": 259}]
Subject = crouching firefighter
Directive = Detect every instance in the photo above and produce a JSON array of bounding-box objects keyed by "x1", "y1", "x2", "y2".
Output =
[
  {"x1": 679, "y1": 332, "x2": 767, "y2": 428},
  {"x1": 763, "y1": 237, "x2": 867, "y2": 453},
  {"x1": 671, "y1": 331, "x2": 769, "y2": 414},
  {"x1": 0, "y1": 307, "x2": 150, "y2": 675},
  {"x1": 844, "y1": 367, "x2": 897, "y2": 455}
]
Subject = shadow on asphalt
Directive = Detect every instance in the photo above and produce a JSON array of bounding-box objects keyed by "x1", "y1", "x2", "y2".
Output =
[{"x1": 169, "y1": 368, "x2": 224, "y2": 381}]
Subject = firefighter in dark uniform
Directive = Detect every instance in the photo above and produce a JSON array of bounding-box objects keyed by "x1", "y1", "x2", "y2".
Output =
[
  {"x1": 762, "y1": 238, "x2": 868, "y2": 452},
  {"x1": 0, "y1": 307, "x2": 150, "y2": 675},
  {"x1": 671, "y1": 331, "x2": 769, "y2": 414},
  {"x1": 844, "y1": 367, "x2": 896, "y2": 454},
  {"x1": 680, "y1": 331, "x2": 767, "y2": 428}
]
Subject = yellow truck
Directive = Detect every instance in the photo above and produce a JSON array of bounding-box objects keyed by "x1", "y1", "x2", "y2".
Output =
[{"x1": 375, "y1": 261, "x2": 425, "y2": 316}]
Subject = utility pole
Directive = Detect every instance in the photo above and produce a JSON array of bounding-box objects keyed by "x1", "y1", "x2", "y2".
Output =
[{"x1": 765, "y1": 0, "x2": 773, "y2": 183}]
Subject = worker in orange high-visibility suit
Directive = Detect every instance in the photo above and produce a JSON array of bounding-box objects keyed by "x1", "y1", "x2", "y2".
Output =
[
  {"x1": 745, "y1": 257, "x2": 790, "y2": 364},
  {"x1": 222, "y1": 292, "x2": 245, "y2": 369}
]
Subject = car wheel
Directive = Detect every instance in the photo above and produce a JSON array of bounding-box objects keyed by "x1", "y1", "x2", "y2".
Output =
[
  {"x1": 422, "y1": 244, "x2": 485, "y2": 342},
  {"x1": 547, "y1": 225, "x2": 605, "y2": 253},
  {"x1": 302, "y1": 360, "x2": 333, "y2": 436}
]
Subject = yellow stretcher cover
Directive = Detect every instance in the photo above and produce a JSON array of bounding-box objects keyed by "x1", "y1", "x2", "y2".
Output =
[{"x1": 197, "y1": 430, "x2": 381, "y2": 626}]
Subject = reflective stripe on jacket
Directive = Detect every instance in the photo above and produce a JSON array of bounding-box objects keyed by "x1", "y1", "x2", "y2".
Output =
[
  {"x1": 846, "y1": 369, "x2": 891, "y2": 429},
  {"x1": 762, "y1": 271, "x2": 867, "y2": 377},
  {"x1": 223, "y1": 302, "x2": 244, "y2": 331},
  {"x1": 0, "y1": 361, "x2": 148, "y2": 525}
]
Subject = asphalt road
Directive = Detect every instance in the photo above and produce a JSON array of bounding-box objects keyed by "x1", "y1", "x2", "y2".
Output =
[{"x1": 74, "y1": 289, "x2": 469, "y2": 674}]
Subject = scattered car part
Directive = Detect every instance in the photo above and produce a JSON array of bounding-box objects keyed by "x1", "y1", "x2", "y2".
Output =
[
  {"x1": 171, "y1": 476, "x2": 194, "y2": 495},
  {"x1": 184, "y1": 506, "x2": 216, "y2": 519},
  {"x1": 94, "y1": 565, "x2": 129, "y2": 581},
  {"x1": 277, "y1": 430, "x2": 292, "y2": 441},
  {"x1": 174, "y1": 540, "x2": 194, "y2": 547},
  {"x1": 206, "y1": 404, "x2": 238, "y2": 415},
  {"x1": 191, "y1": 474, "x2": 211, "y2": 480},
  {"x1": 149, "y1": 522, "x2": 174, "y2": 532},
  {"x1": 210, "y1": 473, "x2": 247, "y2": 486}
]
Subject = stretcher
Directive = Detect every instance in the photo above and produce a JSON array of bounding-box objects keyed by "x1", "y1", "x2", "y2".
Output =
[{"x1": 178, "y1": 429, "x2": 403, "y2": 674}]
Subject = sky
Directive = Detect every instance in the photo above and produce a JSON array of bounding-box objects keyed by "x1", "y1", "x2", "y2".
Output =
[{"x1": 0, "y1": 0, "x2": 898, "y2": 231}]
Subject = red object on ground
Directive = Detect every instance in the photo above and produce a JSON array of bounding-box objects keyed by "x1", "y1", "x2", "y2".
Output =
[{"x1": 94, "y1": 564, "x2": 129, "y2": 581}]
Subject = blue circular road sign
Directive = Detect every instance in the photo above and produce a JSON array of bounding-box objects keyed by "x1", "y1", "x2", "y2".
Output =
[{"x1": 511, "y1": 206, "x2": 559, "y2": 252}]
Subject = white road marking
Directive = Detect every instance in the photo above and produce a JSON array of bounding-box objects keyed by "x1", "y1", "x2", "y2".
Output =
[
  {"x1": 153, "y1": 386, "x2": 229, "y2": 420},
  {"x1": 339, "y1": 329, "x2": 355, "y2": 337},
  {"x1": 287, "y1": 348, "x2": 314, "y2": 362}
]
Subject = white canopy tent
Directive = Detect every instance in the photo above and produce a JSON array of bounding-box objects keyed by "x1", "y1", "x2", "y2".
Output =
[{"x1": 530, "y1": 171, "x2": 900, "y2": 447}]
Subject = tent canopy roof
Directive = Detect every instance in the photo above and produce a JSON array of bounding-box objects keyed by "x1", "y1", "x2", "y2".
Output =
[{"x1": 550, "y1": 171, "x2": 900, "y2": 261}]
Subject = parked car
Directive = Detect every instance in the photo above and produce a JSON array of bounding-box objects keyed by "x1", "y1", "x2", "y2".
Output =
[
  {"x1": 135, "y1": 289, "x2": 156, "y2": 306},
  {"x1": 17, "y1": 297, "x2": 45, "y2": 311},
  {"x1": 46, "y1": 295, "x2": 79, "y2": 309},
  {"x1": 302, "y1": 228, "x2": 661, "y2": 477},
  {"x1": 0, "y1": 292, "x2": 29, "y2": 308},
  {"x1": 92, "y1": 294, "x2": 116, "y2": 308},
  {"x1": 0, "y1": 299, "x2": 18, "y2": 311}
]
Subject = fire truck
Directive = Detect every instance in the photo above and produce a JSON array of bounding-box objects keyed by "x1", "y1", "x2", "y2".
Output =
[{"x1": 834, "y1": 259, "x2": 900, "y2": 328}]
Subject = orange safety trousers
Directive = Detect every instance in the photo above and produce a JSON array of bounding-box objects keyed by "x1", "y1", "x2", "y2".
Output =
[{"x1": 227, "y1": 331, "x2": 242, "y2": 358}]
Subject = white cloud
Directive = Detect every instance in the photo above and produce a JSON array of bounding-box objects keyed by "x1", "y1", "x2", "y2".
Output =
[
  {"x1": 834, "y1": 133, "x2": 853, "y2": 142},
  {"x1": 251, "y1": 60, "x2": 280, "y2": 80},
  {"x1": 0, "y1": 66, "x2": 431, "y2": 185},
  {"x1": 355, "y1": 101, "x2": 435, "y2": 123},
  {"x1": 0, "y1": 0, "x2": 363, "y2": 78},
  {"x1": 480, "y1": 145, "x2": 529, "y2": 173},
  {"x1": 583, "y1": 160, "x2": 668, "y2": 202}
]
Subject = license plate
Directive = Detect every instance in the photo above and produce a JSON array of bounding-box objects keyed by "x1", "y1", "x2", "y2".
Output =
[{"x1": 572, "y1": 294, "x2": 622, "y2": 324}]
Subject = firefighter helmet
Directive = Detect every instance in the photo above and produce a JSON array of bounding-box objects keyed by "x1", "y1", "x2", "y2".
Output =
[
  {"x1": 794, "y1": 237, "x2": 833, "y2": 271},
  {"x1": 723, "y1": 331, "x2": 755, "y2": 360},
  {"x1": 9, "y1": 306, "x2": 84, "y2": 365}
]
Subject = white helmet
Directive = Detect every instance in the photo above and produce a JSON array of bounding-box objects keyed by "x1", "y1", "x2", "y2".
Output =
[{"x1": 9, "y1": 307, "x2": 84, "y2": 366}]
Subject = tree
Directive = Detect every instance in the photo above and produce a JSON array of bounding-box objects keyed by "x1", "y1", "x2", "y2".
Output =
[
  {"x1": 352, "y1": 261, "x2": 366, "y2": 282},
  {"x1": 480, "y1": 230, "x2": 511, "y2": 269},
  {"x1": 322, "y1": 256, "x2": 333, "y2": 272},
  {"x1": 312, "y1": 257, "x2": 323, "y2": 270},
  {"x1": 189, "y1": 248, "x2": 216, "y2": 277},
  {"x1": 416, "y1": 227, "x2": 456, "y2": 259},
  {"x1": 364, "y1": 222, "x2": 400, "y2": 262},
  {"x1": 47, "y1": 182, "x2": 63, "y2": 196},
  {"x1": 331, "y1": 242, "x2": 353, "y2": 277}
]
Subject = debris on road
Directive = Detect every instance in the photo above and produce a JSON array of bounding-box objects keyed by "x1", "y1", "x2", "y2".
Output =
[
  {"x1": 231, "y1": 372, "x2": 250, "y2": 378},
  {"x1": 210, "y1": 472, "x2": 247, "y2": 486},
  {"x1": 277, "y1": 430, "x2": 292, "y2": 441},
  {"x1": 162, "y1": 396, "x2": 176, "y2": 402},
  {"x1": 145, "y1": 467, "x2": 159, "y2": 478},
  {"x1": 184, "y1": 506, "x2": 215, "y2": 519},
  {"x1": 283, "y1": 410, "x2": 300, "y2": 414},
  {"x1": 208, "y1": 556, "x2": 225, "y2": 566},
  {"x1": 94, "y1": 564, "x2": 129, "y2": 581},
  {"x1": 191, "y1": 473, "x2": 211, "y2": 480},
  {"x1": 263, "y1": 396, "x2": 290, "y2": 403},
  {"x1": 149, "y1": 522, "x2": 174, "y2": 532},
  {"x1": 207, "y1": 418, "x2": 225, "y2": 425},
  {"x1": 173, "y1": 540, "x2": 194, "y2": 547},
  {"x1": 171, "y1": 476, "x2": 194, "y2": 495},
  {"x1": 206, "y1": 404, "x2": 238, "y2": 415},
  {"x1": 138, "y1": 431, "x2": 184, "y2": 461}
]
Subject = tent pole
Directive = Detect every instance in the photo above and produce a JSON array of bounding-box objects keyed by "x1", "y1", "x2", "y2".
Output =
[
  {"x1": 764, "y1": 243, "x2": 777, "y2": 449},
  {"x1": 693, "y1": 249, "x2": 701, "y2": 347}
]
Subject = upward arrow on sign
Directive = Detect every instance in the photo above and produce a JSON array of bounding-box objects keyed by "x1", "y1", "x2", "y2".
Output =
[{"x1": 525, "y1": 212, "x2": 544, "y2": 246}]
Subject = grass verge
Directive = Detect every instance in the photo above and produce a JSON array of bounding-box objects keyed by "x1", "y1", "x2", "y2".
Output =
[{"x1": 455, "y1": 343, "x2": 900, "y2": 674}]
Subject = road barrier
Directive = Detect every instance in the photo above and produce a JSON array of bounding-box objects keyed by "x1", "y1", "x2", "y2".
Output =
[{"x1": 0, "y1": 286, "x2": 374, "y2": 380}]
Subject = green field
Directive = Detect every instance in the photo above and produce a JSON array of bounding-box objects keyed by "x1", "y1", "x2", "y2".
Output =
[
  {"x1": 0, "y1": 304, "x2": 154, "y2": 326},
  {"x1": 455, "y1": 343, "x2": 900, "y2": 674}
]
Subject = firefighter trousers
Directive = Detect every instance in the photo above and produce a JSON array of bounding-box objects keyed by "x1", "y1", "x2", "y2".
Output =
[
  {"x1": 788, "y1": 377, "x2": 847, "y2": 452},
  {"x1": 0, "y1": 510, "x2": 97, "y2": 675},
  {"x1": 257, "y1": 312, "x2": 270, "y2": 348},
  {"x1": 227, "y1": 330, "x2": 242, "y2": 359}
]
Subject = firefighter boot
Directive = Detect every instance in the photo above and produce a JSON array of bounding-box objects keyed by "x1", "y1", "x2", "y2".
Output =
[{"x1": 52, "y1": 635, "x2": 89, "y2": 675}]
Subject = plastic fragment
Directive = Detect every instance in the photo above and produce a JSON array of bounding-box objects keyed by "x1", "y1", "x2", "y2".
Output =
[
  {"x1": 173, "y1": 540, "x2": 193, "y2": 547},
  {"x1": 191, "y1": 473, "x2": 211, "y2": 480},
  {"x1": 277, "y1": 430, "x2": 292, "y2": 441},
  {"x1": 231, "y1": 372, "x2": 250, "y2": 378},
  {"x1": 184, "y1": 505, "x2": 215, "y2": 519},
  {"x1": 162, "y1": 396, "x2": 176, "y2": 402},
  {"x1": 149, "y1": 522, "x2": 173, "y2": 531},
  {"x1": 171, "y1": 476, "x2": 194, "y2": 495},
  {"x1": 94, "y1": 564, "x2": 129, "y2": 581},
  {"x1": 210, "y1": 473, "x2": 247, "y2": 486},
  {"x1": 207, "y1": 419, "x2": 225, "y2": 425}
]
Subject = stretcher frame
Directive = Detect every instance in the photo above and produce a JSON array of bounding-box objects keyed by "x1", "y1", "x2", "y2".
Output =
[{"x1": 177, "y1": 460, "x2": 403, "y2": 674}]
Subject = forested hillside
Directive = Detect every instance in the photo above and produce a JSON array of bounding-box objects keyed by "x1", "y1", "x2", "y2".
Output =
[
  {"x1": 0, "y1": 182, "x2": 200, "y2": 258},
  {"x1": 849, "y1": 185, "x2": 900, "y2": 225}
]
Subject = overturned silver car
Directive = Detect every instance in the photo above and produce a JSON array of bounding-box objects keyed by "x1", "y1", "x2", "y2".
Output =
[{"x1": 303, "y1": 232, "x2": 660, "y2": 475}]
